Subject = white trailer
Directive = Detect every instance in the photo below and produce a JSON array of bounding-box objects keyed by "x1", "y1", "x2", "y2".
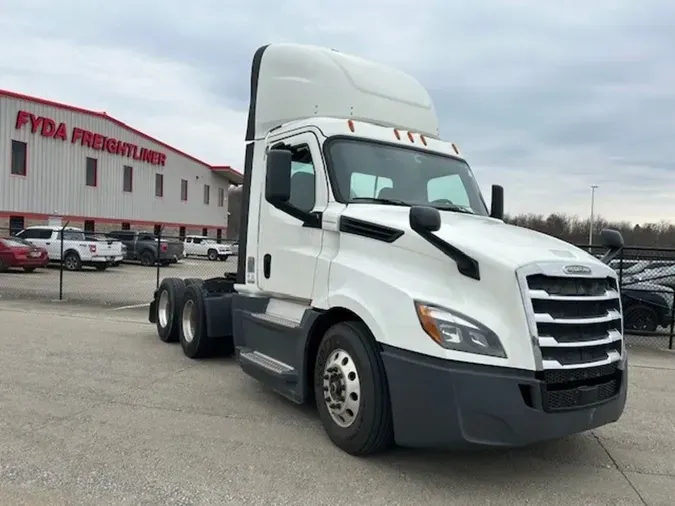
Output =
[{"x1": 149, "y1": 43, "x2": 628, "y2": 455}]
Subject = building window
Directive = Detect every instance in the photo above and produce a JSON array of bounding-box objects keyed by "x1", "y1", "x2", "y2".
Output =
[
  {"x1": 202, "y1": 228, "x2": 208, "y2": 236},
  {"x1": 216, "y1": 229, "x2": 222, "y2": 243},
  {"x1": 121, "y1": 222, "x2": 131, "y2": 230},
  {"x1": 155, "y1": 173, "x2": 164, "y2": 197},
  {"x1": 84, "y1": 220, "x2": 95, "y2": 232},
  {"x1": 180, "y1": 179, "x2": 188, "y2": 201},
  {"x1": 218, "y1": 187, "x2": 225, "y2": 207},
  {"x1": 123, "y1": 165, "x2": 133, "y2": 193},
  {"x1": 11, "y1": 140, "x2": 27, "y2": 176},
  {"x1": 153, "y1": 224, "x2": 162, "y2": 236},
  {"x1": 86, "y1": 157, "x2": 98, "y2": 187},
  {"x1": 203, "y1": 184, "x2": 210, "y2": 205},
  {"x1": 9, "y1": 215, "x2": 25, "y2": 235},
  {"x1": 179, "y1": 226, "x2": 186, "y2": 240}
]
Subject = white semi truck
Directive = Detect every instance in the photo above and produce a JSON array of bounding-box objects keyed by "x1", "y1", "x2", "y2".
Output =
[{"x1": 149, "y1": 43, "x2": 628, "y2": 455}]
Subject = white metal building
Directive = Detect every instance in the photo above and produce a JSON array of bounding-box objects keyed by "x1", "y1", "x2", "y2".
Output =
[{"x1": 0, "y1": 89, "x2": 242, "y2": 240}]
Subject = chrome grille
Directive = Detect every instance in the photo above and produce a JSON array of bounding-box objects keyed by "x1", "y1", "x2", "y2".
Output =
[{"x1": 518, "y1": 264, "x2": 624, "y2": 412}]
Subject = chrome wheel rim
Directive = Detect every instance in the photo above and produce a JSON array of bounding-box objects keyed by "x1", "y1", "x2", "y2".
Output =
[
  {"x1": 65, "y1": 256, "x2": 77, "y2": 270},
  {"x1": 182, "y1": 300, "x2": 196, "y2": 343},
  {"x1": 157, "y1": 290, "x2": 170, "y2": 328},
  {"x1": 322, "y1": 348, "x2": 361, "y2": 428}
]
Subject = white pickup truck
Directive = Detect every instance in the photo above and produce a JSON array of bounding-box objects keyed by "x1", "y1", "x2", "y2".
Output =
[
  {"x1": 16, "y1": 226, "x2": 123, "y2": 271},
  {"x1": 183, "y1": 235, "x2": 232, "y2": 261}
]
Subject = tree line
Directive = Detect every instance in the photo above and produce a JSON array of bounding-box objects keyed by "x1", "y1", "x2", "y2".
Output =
[{"x1": 504, "y1": 213, "x2": 675, "y2": 249}]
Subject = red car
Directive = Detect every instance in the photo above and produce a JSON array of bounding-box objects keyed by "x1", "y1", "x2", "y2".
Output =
[{"x1": 0, "y1": 236, "x2": 49, "y2": 272}]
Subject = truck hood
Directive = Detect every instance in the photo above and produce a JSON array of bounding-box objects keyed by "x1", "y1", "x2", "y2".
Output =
[{"x1": 342, "y1": 205, "x2": 606, "y2": 271}]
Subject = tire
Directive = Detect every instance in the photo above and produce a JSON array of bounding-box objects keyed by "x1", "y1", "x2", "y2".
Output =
[
  {"x1": 179, "y1": 283, "x2": 214, "y2": 359},
  {"x1": 155, "y1": 278, "x2": 185, "y2": 343},
  {"x1": 23, "y1": 267, "x2": 36, "y2": 273},
  {"x1": 94, "y1": 264, "x2": 108, "y2": 271},
  {"x1": 313, "y1": 321, "x2": 394, "y2": 456},
  {"x1": 140, "y1": 251, "x2": 155, "y2": 267},
  {"x1": 0, "y1": 258, "x2": 7, "y2": 272},
  {"x1": 63, "y1": 252, "x2": 82, "y2": 271},
  {"x1": 207, "y1": 249, "x2": 218, "y2": 261},
  {"x1": 184, "y1": 278, "x2": 203, "y2": 288},
  {"x1": 219, "y1": 255, "x2": 230, "y2": 262},
  {"x1": 623, "y1": 304, "x2": 659, "y2": 332}
]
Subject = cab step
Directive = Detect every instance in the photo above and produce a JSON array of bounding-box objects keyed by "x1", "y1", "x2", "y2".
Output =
[{"x1": 237, "y1": 348, "x2": 302, "y2": 403}]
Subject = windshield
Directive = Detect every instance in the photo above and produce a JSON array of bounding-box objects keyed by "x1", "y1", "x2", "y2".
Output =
[{"x1": 325, "y1": 138, "x2": 489, "y2": 216}]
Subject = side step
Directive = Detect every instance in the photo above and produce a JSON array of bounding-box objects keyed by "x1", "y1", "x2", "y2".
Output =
[{"x1": 238, "y1": 349, "x2": 298, "y2": 383}]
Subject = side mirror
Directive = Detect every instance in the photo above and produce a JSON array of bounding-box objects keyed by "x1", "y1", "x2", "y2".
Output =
[
  {"x1": 599, "y1": 228, "x2": 624, "y2": 265},
  {"x1": 265, "y1": 149, "x2": 292, "y2": 204},
  {"x1": 410, "y1": 206, "x2": 441, "y2": 233},
  {"x1": 599, "y1": 228, "x2": 624, "y2": 250},
  {"x1": 490, "y1": 185, "x2": 504, "y2": 220}
]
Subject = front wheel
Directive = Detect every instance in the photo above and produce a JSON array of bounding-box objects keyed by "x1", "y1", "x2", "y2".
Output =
[
  {"x1": 23, "y1": 267, "x2": 36, "y2": 273},
  {"x1": 623, "y1": 304, "x2": 659, "y2": 332},
  {"x1": 313, "y1": 321, "x2": 394, "y2": 456},
  {"x1": 207, "y1": 249, "x2": 218, "y2": 261}
]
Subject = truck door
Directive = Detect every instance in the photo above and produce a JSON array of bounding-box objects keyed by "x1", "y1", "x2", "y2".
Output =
[{"x1": 257, "y1": 131, "x2": 327, "y2": 301}]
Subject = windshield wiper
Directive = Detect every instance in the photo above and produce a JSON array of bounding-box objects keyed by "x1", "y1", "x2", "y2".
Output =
[
  {"x1": 432, "y1": 203, "x2": 475, "y2": 215},
  {"x1": 350, "y1": 197, "x2": 411, "y2": 207}
]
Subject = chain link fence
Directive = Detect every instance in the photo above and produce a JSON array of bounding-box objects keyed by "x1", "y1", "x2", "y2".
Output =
[
  {"x1": 0, "y1": 226, "x2": 236, "y2": 307},
  {"x1": 0, "y1": 225, "x2": 673, "y2": 351}
]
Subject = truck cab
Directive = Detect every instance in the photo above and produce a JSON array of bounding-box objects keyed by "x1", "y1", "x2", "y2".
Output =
[{"x1": 150, "y1": 43, "x2": 628, "y2": 455}]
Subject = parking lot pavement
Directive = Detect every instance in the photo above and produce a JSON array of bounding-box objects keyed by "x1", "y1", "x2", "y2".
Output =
[
  {"x1": 0, "y1": 258, "x2": 237, "y2": 307},
  {"x1": 1, "y1": 302, "x2": 674, "y2": 506}
]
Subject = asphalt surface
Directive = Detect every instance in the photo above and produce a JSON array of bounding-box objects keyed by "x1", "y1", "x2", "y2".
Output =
[
  {"x1": 1, "y1": 299, "x2": 674, "y2": 505},
  {"x1": 0, "y1": 257, "x2": 236, "y2": 307}
]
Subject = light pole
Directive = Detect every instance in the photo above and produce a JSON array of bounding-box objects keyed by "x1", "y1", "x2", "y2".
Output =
[{"x1": 589, "y1": 185, "x2": 598, "y2": 246}]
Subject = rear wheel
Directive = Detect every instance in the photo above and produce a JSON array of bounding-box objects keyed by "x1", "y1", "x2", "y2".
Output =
[
  {"x1": 23, "y1": 267, "x2": 36, "y2": 273},
  {"x1": 313, "y1": 321, "x2": 394, "y2": 455},
  {"x1": 63, "y1": 252, "x2": 82, "y2": 271},
  {"x1": 155, "y1": 278, "x2": 185, "y2": 343},
  {"x1": 140, "y1": 251, "x2": 155, "y2": 266},
  {"x1": 179, "y1": 283, "x2": 214, "y2": 359}
]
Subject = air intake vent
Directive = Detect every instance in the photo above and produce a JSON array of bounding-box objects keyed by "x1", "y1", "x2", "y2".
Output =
[{"x1": 339, "y1": 217, "x2": 403, "y2": 243}]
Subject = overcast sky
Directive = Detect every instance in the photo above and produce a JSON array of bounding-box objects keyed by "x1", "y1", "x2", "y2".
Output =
[{"x1": 1, "y1": 0, "x2": 673, "y2": 223}]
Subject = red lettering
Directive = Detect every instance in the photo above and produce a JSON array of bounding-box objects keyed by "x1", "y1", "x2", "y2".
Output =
[
  {"x1": 82, "y1": 131, "x2": 94, "y2": 148},
  {"x1": 29, "y1": 115, "x2": 42, "y2": 134},
  {"x1": 92, "y1": 133, "x2": 104, "y2": 150},
  {"x1": 141, "y1": 149, "x2": 153, "y2": 163},
  {"x1": 16, "y1": 113, "x2": 165, "y2": 164},
  {"x1": 40, "y1": 118, "x2": 56, "y2": 137},
  {"x1": 15, "y1": 110, "x2": 30, "y2": 130},
  {"x1": 105, "y1": 138, "x2": 117, "y2": 154},
  {"x1": 71, "y1": 127, "x2": 84, "y2": 144},
  {"x1": 54, "y1": 123, "x2": 68, "y2": 141}
]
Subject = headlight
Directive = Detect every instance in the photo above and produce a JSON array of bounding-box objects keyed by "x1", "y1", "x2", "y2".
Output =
[{"x1": 414, "y1": 302, "x2": 507, "y2": 358}]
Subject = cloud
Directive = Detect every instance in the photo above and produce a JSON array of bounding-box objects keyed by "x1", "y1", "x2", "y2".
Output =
[{"x1": 1, "y1": 0, "x2": 673, "y2": 222}]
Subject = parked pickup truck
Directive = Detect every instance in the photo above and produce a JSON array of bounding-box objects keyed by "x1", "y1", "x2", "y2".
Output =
[
  {"x1": 16, "y1": 226, "x2": 122, "y2": 271},
  {"x1": 183, "y1": 235, "x2": 232, "y2": 261},
  {"x1": 107, "y1": 230, "x2": 184, "y2": 267}
]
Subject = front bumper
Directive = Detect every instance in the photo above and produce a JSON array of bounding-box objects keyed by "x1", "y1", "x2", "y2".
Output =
[{"x1": 381, "y1": 344, "x2": 627, "y2": 449}]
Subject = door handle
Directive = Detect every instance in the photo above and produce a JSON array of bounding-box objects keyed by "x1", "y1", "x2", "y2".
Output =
[
  {"x1": 45, "y1": 242, "x2": 51, "y2": 245},
  {"x1": 263, "y1": 254, "x2": 271, "y2": 279}
]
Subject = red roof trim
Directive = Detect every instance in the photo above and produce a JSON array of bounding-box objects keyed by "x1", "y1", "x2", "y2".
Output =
[{"x1": 0, "y1": 89, "x2": 243, "y2": 184}]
